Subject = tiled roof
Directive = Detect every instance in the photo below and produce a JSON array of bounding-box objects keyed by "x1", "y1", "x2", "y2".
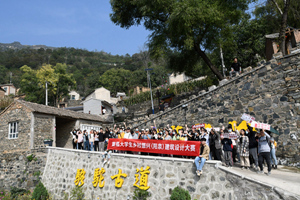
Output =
[{"x1": 16, "y1": 100, "x2": 108, "y2": 122}]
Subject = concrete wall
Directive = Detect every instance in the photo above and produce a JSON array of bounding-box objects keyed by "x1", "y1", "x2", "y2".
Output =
[
  {"x1": 86, "y1": 87, "x2": 111, "y2": 102},
  {"x1": 83, "y1": 99, "x2": 102, "y2": 115},
  {"x1": 0, "y1": 102, "x2": 31, "y2": 151},
  {"x1": 42, "y1": 147, "x2": 299, "y2": 200},
  {"x1": 169, "y1": 73, "x2": 192, "y2": 85},
  {"x1": 69, "y1": 91, "x2": 80, "y2": 100},
  {"x1": 126, "y1": 54, "x2": 300, "y2": 164}
]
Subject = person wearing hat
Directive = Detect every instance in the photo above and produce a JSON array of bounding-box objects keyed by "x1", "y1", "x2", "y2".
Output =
[{"x1": 194, "y1": 138, "x2": 210, "y2": 176}]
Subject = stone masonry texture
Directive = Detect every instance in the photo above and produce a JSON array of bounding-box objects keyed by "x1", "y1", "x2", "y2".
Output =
[
  {"x1": 0, "y1": 103, "x2": 31, "y2": 151},
  {"x1": 126, "y1": 54, "x2": 300, "y2": 165},
  {"x1": 0, "y1": 149, "x2": 47, "y2": 190},
  {"x1": 42, "y1": 147, "x2": 300, "y2": 200}
]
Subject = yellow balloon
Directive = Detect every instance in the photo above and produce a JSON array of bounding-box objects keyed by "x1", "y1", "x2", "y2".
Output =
[{"x1": 204, "y1": 124, "x2": 212, "y2": 129}]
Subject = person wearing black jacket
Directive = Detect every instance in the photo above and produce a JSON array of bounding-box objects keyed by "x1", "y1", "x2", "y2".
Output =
[
  {"x1": 209, "y1": 129, "x2": 222, "y2": 161},
  {"x1": 247, "y1": 125, "x2": 259, "y2": 170},
  {"x1": 221, "y1": 136, "x2": 233, "y2": 167},
  {"x1": 98, "y1": 128, "x2": 105, "y2": 152}
]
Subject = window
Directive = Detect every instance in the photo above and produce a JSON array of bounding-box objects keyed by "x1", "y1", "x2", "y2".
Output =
[
  {"x1": 71, "y1": 95, "x2": 75, "y2": 100},
  {"x1": 8, "y1": 122, "x2": 19, "y2": 139},
  {"x1": 3, "y1": 87, "x2": 7, "y2": 92}
]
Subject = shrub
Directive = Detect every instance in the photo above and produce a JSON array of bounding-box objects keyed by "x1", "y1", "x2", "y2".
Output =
[
  {"x1": 10, "y1": 187, "x2": 30, "y2": 199},
  {"x1": 133, "y1": 187, "x2": 151, "y2": 200},
  {"x1": 26, "y1": 154, "x2": 35, "y2": 162},
  {"x1": 70, "y1": 185, "x2": 84, "y2": 200},
  {"x1": 170, "y1": 186, "x2": 191, "y2": 200},
  {"x1": 0, "y1": 189, "x2": 11, "y2": 200},
  {"x1": 31, "y1": 181, "x2": 49, "y2": 200}
]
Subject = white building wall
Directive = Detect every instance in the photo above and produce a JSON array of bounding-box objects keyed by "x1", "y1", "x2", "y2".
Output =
[
  {"x1": 69, "y1": 91, "x2": 80, "y2": 100},
  {"x1": 83, "y1": 99, "x2": 102, "y2": 115}
]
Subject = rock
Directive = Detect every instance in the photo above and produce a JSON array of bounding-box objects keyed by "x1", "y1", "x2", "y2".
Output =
[
  {"x1": 219, "y1": 79, "x2": 229, "y2": 86},
  {"x1": 243, "y1": 66, "x2": 252, "y2": 73},
  {"x1": 208, "y1": 85, "x2": 217, "y2": 91}
]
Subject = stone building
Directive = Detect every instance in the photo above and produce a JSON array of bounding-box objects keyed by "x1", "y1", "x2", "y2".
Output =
[{"x1": 0, "y1": 100, "x2": 109, "y2": 151}]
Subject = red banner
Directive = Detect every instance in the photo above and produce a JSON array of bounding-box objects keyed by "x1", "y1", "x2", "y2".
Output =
[{"x1": 107, "y1": 139, "x2": 201, "y2": 156}]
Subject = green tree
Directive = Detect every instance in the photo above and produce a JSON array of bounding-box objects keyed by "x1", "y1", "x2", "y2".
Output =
[
  {"x1": 110, "y1": 0, "x2": 253, "y2": 80},
  {"x1": 99, "y1": 68, "x2": 132, "y2": 94},
  {"x1": 20, "y1": 64, "x2": 76, "y2": 105},
  {"x1": 20, "y1": 65, "x2": 43, "y2": 103}
]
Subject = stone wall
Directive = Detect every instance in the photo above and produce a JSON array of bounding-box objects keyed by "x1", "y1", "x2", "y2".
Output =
[
  {"x1": 126, "y1": 54, "x2": 300, "y2": 164},
  {"x1": 0, "y1": 149, "x2": 47, "y2": 190},
  {"x1": 42, "y1": 147, "x2": 299, "y2": 200},
  {"x1": 0, "y1": 103, "x2": 31, "y2": 151},
  {"x1": 56, "y1": 118, "x2": 77, "y2": 148},
  {"x1": 34, "y1": 114, "x2": 55, "y2": 148}
]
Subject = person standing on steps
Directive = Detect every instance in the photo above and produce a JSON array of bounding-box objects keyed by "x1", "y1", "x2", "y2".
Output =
[
  {"x1": 194, "y1": 138, "x2": 210, "y2": 176},
  {"x1": 257, "y1": 129, "x2": 272, "y2": 175}
]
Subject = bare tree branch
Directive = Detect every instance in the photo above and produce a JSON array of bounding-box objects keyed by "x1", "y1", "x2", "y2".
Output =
[{"x1": 271, "y1": 0, "x2": 283, "y2": 15}]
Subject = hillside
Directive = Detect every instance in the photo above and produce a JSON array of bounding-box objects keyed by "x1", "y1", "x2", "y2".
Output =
[
  {"x1": 0, "y1": 42, "x2": 174, "y2": 100},
  {"x1": 0, "y1": 41, "x2": 56, "y2": 51}
]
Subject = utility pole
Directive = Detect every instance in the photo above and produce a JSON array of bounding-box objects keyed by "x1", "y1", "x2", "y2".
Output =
[
  {"x1": 145, "y1": 68, "x2": 154, "y2": 114},
  {"x1": 45, "y1": 81, "x2": 48, "y2": 106},
  {"x1": 9, "y1": 72, "x2": 12, "y2": 84},
  {"x1": 220, "y1": 44, "x2": 226, "y2": 77}
]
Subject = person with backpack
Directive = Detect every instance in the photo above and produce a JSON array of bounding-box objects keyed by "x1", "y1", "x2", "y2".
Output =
[
  {"x1": 269, "y1": 133, "x2": 278, "y2": 169},
  {"x1": 257, "y1": 129, "x2": 272, "y2": 175}
]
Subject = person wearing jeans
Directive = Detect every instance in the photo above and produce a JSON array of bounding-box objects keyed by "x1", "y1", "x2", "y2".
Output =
[
  {"x1": 83, "y1": 130, "x2": 89, "y2": 151},
  {"x1": 89, "y1": 130, "x2": 95, "y2": 151},
  {"x1": 194, "y1": 138, "x2": 210, "y2": 176},
  {"x1": 257, "y1": 129, "x2": 271, "y2": 175},
  {"x1": 270, "y1": 136, "x2": 278, "y2": 169}
]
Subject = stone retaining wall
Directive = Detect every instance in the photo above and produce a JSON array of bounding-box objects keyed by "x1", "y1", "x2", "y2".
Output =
[
  {"x1": 0, "y1": 149, "x2": 47, "y2": 190},
  {"x1": 42, "y1": 147, "x2": 299, "y2": 200},
  {"x1": 126, "y1": 54, "x2": 300, "y2": 164}
]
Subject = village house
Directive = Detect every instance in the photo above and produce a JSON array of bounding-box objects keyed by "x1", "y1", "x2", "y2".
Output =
[
  {"x1": 0, "y1": 88, "x2": 5, "y2": 98},
  {"x1": 0, "y1": 100, "x2": 110, "y2": 151},
  {"x1": 0, "y1": 84, "x2": 17, "y2": 96}
]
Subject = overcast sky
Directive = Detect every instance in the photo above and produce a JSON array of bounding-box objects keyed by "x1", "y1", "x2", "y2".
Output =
[{"x1": 0, "y1": 0, "x2": 151, "y2": 55}]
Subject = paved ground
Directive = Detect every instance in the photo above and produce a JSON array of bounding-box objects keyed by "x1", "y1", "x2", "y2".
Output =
[{"x1": 228, "y1": 164, "x2": 300, "y2": 195}]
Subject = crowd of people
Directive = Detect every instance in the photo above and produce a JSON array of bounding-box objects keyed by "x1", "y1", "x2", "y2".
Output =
[{"x1": 70, "y1": 121, "x2": 278, "y2": 176}]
